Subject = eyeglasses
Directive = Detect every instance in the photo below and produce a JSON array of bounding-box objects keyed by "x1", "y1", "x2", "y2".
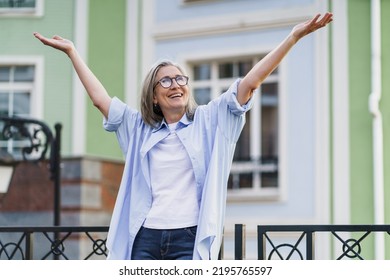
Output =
[{"x1": 154, "y1": 75, "x2": 189, "y2": 89}]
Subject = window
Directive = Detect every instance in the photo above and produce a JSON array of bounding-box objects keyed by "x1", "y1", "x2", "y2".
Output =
[
  {"x1": 0, "y1": 0, "x2": 43, "y2": 17},
  {"x1": 190, "y1": 57, "x2": 279, "y2": 199},
  {"x1": 0, "y1": 65, "x2": 35, "y2": 158}
]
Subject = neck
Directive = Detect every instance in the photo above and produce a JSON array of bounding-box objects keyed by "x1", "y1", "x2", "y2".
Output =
[
  {"x1": 165, "y1": 115, "x2": 183, "y2": 124},
  {"x1": 162, "y1": 107, "x2": 186, "y2": 124}
]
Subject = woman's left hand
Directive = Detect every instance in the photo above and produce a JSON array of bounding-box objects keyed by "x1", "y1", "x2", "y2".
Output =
[{"x1": 291, "y1": 12, "x2": 333, "y2": 41}]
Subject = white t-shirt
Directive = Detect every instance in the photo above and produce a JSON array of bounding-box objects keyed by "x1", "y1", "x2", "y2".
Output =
[{"x1": 143, "y1": 122, "x2": 199, "y2": 229}]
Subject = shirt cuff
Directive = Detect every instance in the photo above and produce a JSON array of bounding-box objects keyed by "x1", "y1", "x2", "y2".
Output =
[
  {"x1": 103, "y1": 97, "x2": 127, "y2": 132},
  {"x1": 226, "y1": 78, "x2": 255, "y2": 115}
]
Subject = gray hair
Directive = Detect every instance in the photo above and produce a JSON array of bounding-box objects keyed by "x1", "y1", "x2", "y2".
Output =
[{"x1": 140, "y1": 60, "x2": 198, "y2": 127}]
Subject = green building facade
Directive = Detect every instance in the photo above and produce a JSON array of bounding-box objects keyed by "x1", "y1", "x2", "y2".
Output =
[{"x1": 1, "y1": 0, "x2": 390, "y2": 259}]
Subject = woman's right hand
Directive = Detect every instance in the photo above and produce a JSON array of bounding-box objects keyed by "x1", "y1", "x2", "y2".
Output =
[
  {"x1": 33, "y1": 32, "x2": 75, "y2": 55},
  {"x1": 34, "y1": 32, "x2": 112, "y2": 118}
]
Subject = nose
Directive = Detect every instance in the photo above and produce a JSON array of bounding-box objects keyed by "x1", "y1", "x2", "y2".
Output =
[{"x1": 170, "y1": 78, "x2": 180, "y2": 88}]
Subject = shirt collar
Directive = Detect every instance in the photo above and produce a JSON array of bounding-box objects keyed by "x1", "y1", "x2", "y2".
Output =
[{"x1": 152, "y1": 113, "x2": 192, "y2": 133}]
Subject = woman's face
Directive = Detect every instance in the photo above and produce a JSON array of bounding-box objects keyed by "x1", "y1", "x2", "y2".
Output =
[{"x1": 153, "y1": 65, "x2": 189, "y2": 122}]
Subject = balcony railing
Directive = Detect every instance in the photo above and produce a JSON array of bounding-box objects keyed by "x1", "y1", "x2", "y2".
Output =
[
  {"x1": 255, "y1": 224, "x2": 390, "y2": 260},
  {"x1": 1, "y1": 224, "x2": 390, "y2": 260},
  {"x1": 0, "y1": 226, "x2": 108, "y2": 260}
]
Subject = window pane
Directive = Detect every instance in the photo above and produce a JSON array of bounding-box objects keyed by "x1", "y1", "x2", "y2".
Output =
[
  {"x1": 261, "y1": 106, "x2": 278, "y2": 157},
  {"x1": 193, "y1": 64, "x2": 211, "y2": 81},
  {"x1": 218, "y1": 62, "x2": 233, "y2": 78},
  {"x1": 260, "y1": 157, "x2": 278, "y2": 187},
  {"x1": 0, "y1": 92, "x2": 9, "y2": 115},
  {"x1": 262, "y1": 82, "x2": 277, "y2": 96},
  {"x1": 261, "y1": 170, "x2": 278, "y2": 187},
  {"x1": 13, "y1": 92, "x2": 30, "y2": 115},
  {"x1": 14, "y1": 66, "x2": 34, "y2": 82},
  {"x1": 261, "y1": 81, "x2": 278, "y2": 188},
  {"x1": 238, "y1": 60, "x2": 252, "y2": 76},
  {"x1": 193, "y1": 87, "x2": 211, "y2": 105},
  {"x1": 0, "y1": 67, "x2": 10, "y2": 82},
  {"x1": 0, "y1": 0, "x2": 36, "y2": 8},
  {"x1": 228, "y1": 173, "x2": 253, "y2": 189},
  {"x1": 261, "y1": 83, "x2": 278, "y2": 106},
  {"x1": 233, "y1": 112, "x2": 251, "y2": 161}
]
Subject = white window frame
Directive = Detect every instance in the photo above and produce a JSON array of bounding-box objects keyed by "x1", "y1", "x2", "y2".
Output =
[
  {"x1": 0, "y1": 56, "x2": 43, "y2": 119},
  {"x1": 0, "y1": 56, "x2": 44, "y2": 157},
  {"x1": 180, "y1": 48, "x2": 286, "y2": 202},
  {"x1": 0, "y1": 0, "x2": 44, "y2": 17}
]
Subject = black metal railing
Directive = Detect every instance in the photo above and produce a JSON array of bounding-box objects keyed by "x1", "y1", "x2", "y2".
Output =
[
  {"x1": 1, "y1": 224, "x2": 390, "y2": 260},
  {"x1": 0, "y1": 226, "x2": 108, "y2": 260},
  {"x1": 255, "y1": 224, "x2": 390, "y2": 260}
]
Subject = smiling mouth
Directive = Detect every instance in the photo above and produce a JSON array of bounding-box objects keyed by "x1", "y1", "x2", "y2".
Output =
[{"x1": 169, "y1": 93, "x2": 183, "y2": 98}]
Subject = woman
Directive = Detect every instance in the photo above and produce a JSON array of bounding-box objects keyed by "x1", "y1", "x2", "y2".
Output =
[{"x1": 34, "y1": 12, "x2": 333, "y2": 260}]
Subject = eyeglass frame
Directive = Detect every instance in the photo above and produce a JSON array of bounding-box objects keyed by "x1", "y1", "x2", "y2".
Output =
[{"x1": 153, "y1": 75, "x2": 189, "y2": 89}]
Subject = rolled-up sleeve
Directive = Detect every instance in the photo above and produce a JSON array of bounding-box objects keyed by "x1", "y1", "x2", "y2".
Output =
[
  {"x1": 217, "y1": 79, "x2": 255, "y2": 142},
  {"x1": 103, "y1": 97, "x2": 128, "y2": 132},
  {"x1": 225, "y1": 78, "x2": 255, "y2": 115},
  {"x1": 103, "y1": 97, "x2": 141, "y2": 156}
]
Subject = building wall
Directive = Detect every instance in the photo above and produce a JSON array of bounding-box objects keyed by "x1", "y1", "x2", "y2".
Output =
[
  {"x1": 85, "y1": 0, "x2": 126, "y2": 159},
  {"x1": 0, "y1": 0, "x2": 127, "y2": 159},
  {"x1": 0, "y1": 157, "x2": 122, "y2": 227},
  {"x1": 330, "y1": 0, "x2": 390, "y2": 259},
  {"x1": 347, "y1": 0, "x2": 375, "y2": 259},
  {"x1": 346, "y1": 0, "x2": 390, "y2": 258},
  {"x1": 348, "y1": 0, "x2": 374, "y2": 225},
  {"x1": 0, "y1": 0, "x2": 75, "y2": 154},
  {"x1": 380, "y1": 0, "x2": 390, "y2": 259}
]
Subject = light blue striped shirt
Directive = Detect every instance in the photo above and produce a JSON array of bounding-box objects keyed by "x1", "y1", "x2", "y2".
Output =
[{"x1": 104, "y1": 79, "x2": 254, "y2": 259}]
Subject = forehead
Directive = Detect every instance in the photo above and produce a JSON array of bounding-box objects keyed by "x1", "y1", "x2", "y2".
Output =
[{"x1": 156, "y1": 65, "x2": 182, "y2": 79}]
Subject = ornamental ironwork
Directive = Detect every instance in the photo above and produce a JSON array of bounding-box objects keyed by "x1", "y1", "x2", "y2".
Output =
[
  {"x1": 0, "y1": 116, "x2": 53, "y2": 162},
  {"x1": 256, "y1": 224, "x2": 390, "y2": 260},
  {"x1": 0, "y1": 226, "x2": 108, "y2": 260}
]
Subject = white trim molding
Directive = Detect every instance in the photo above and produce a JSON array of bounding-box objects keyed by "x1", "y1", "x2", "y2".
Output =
[
  {"x1": 331, "y1": 0, "x2": 350, "y2": 225},
  {"x1": 153, "y1": 5, "x2": 316, "y2": 41},
  {"x1": 71, "y1": 0, "x2": 89, "y2": 156},
  {"x1": 125, "y1": 0, "x2": 140, "y2": 110},
  {"x1": 331, "y1": 0, "x2": 351, "y2": 259}
]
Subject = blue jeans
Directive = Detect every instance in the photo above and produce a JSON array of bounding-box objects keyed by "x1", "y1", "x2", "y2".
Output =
[{"x1": 131, "y1": 226, "x2": 197, "y2": 260}]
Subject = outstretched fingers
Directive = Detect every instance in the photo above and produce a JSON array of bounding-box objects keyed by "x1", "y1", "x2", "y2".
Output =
[
  {"x1": 33, "y1": 32, "x2": 74, "y2": 54},
  {"x1": 305, "y1": 12, "x2": 333, "y2": 34},
  {"x1": 291, "y1": 12, "x2": 333, "y2": 41},
  {"x1": 314, "y1": 12, "x2": 333, "y2": 28},
  {"x1": 33, "y1": 32, "x2": 52, "y2": 46}
]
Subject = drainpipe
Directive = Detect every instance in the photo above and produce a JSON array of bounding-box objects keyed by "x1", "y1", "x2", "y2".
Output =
[{"x1": 368, "y1": 0, "x2": 384, "y2": 260}]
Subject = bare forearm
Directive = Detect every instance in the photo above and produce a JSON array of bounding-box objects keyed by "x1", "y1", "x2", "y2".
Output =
[
  {"x1": 236, "y1": 13, "x2": 333, "y2": 106},
  {"x1": 237, "y1": 33, "x2": 297, "y2": 105},
  {"x1": 68, "y1": 49, "x2": 111, "y2": 118}
]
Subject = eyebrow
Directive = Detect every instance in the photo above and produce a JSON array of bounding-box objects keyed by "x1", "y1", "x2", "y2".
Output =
[{"x1": 159, "y1": 75, "x2": 183, "y2": 79}]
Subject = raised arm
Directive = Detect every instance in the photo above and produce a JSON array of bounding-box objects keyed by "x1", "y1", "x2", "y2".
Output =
[
  {"x1": 33, "y1": 32, "x2": 112, "y2": 119},
  {"x1": 237, "y1": 12, "x2": 333, "y2": 105}
]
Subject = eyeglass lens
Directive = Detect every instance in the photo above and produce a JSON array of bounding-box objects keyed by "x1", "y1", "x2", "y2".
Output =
[{"x1": 159, "y1": 76, "x2": 188, "y2": 88}]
